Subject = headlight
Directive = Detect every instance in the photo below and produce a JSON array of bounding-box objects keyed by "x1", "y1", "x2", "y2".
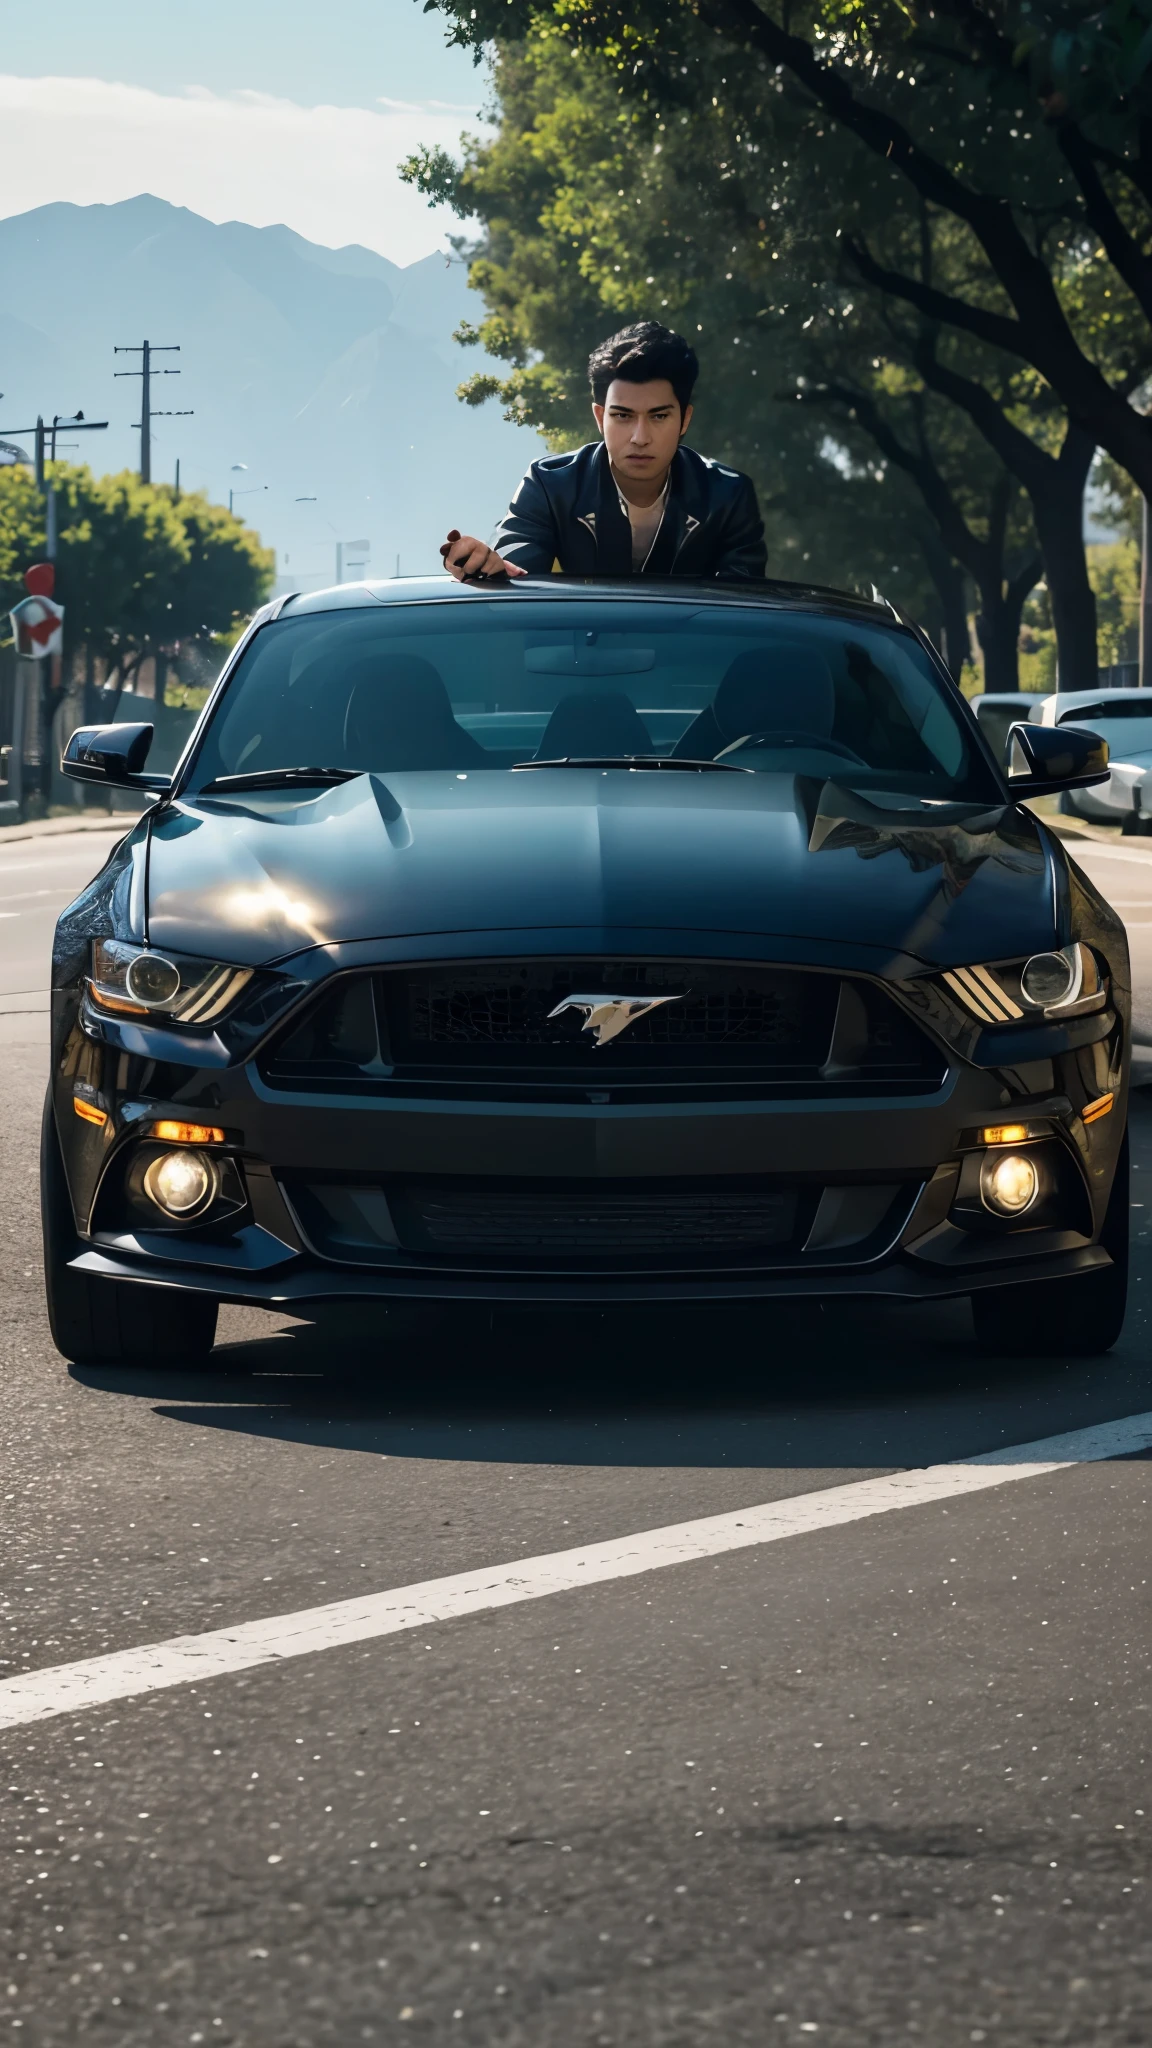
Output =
[
  {"x1": 942, "y1": 943, "x2": 1105, "y2": 1025},
  {"x1": 89, "y1": 940, "x2": 253, "y2": 1025}
]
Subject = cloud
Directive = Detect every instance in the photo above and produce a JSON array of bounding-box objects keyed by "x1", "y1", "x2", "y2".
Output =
[{"x1": 0, "y1": 73, "x2": 478, "y2": 262}]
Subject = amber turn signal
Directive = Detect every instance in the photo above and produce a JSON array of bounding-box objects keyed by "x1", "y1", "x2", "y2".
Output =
[
  {"x1": 1082, "y1": 1093, "x2": 1114, "y2": 1126},
  {"x1": 980, "y1": 1123, "x2": 1028, "y2": 1147},
  {"x1": 73, "y1": 1097, "x2": 108, "y2": 1128},
  {"x1": 148, "y1": 1119, "x2": 225, "y2": 1145},
  {"x1": 87, "y1": 985, "x2": 150, "y2": 1017}
]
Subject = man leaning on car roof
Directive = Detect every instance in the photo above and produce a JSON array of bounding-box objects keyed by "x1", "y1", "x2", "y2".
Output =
[{"x1": 440, "y1": 321, "x2": 767, "y2": 584}]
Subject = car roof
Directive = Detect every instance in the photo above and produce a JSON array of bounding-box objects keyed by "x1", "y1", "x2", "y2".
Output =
[
  {"x1": 1027, "y1": 689, "x2": 1152, "y2": 725},
  {"x1": 1037, "y1": 688, "x2": 1152, "y2": 710},
  {"x1": 270, "y1": 573, "x2": 903, "y2": 630}
]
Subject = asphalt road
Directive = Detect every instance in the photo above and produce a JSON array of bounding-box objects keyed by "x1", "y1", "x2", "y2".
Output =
[{"x1": 3, "y1": 823, "x2": 1152, "y2": 2047}]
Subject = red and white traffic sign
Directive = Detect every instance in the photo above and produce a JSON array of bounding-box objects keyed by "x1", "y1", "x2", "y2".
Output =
[{"x1": 10, "y1": 593, "x2": 64, "y2": 658}]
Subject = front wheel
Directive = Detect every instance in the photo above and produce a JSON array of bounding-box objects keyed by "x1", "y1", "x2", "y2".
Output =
[
  {"x1": 41, "y1": 1094, "x2": 218, "y2": 1368},
  {"x1": 971, "y1": 1129, "x2": 1129, "y2": 1358}
]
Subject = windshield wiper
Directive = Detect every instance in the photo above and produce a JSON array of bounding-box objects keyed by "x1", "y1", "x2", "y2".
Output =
[
  {"x1": 512, "y1": 755, "x2": 752, "y2": 774},
  {"x1": 198, "y1": 767, "x2": 360, "y2": 794}
]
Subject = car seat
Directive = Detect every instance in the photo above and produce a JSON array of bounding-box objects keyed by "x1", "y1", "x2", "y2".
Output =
[
  {"x1": 535, "y1": 690, "x2": 654, "y2": 759},
  {"x1": 343, "y1": 655, "x2": 488, "y2": 771},
  {"x1": 673, "y1": 648, "x2": 837, "y2": 758}
]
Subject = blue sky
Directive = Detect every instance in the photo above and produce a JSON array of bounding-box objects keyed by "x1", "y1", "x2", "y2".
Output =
[
  {"x1": 2, "y1": 0, "x2": 480, "y2": 109},
  {"x1": 0, "y1": 1, "x2": 488, "y2": 261}
]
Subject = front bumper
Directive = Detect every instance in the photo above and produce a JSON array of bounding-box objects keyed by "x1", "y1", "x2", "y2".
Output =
[
  {"x1": 61, "y1": 1059, "x2": 1122, "y2": 1308},
  {"x1": 55, "y1": 918, "x2": 1129, "y2": 1314},
  {"x1": 69, "y1": 1239, "x2": 1111, "y2": 1307}
]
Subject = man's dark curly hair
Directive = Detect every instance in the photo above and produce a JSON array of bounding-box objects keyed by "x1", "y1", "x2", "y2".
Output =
[{"x1": 587, "y1": 321, "x2": 699, "y2": 414}]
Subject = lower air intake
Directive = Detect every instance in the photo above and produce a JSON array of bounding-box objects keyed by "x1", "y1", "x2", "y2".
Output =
[{"x1": 406, "y1": 1186, "x2": 795, "y2": 1257}]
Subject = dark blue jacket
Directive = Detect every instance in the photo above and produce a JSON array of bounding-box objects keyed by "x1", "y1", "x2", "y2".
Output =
[{"x1": 492, "y1": 441, "x2": 766, "y2": 580}]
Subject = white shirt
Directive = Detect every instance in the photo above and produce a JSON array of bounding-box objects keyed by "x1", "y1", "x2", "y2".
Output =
[{"x1": 617, "y1": 476, "x2": 670, "y2": 571}]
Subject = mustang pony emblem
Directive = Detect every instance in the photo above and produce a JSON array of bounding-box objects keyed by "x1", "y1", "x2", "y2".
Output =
[{"x1": 547, "y1": 991, "x2": 689, "y2": 1047}]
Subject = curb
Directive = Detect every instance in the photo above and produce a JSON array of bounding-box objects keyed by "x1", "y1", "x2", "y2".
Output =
[
  {"x1": 1047, "y1": 819, "x2": 1152, "y2": 860},
  {"x1": 1043, "y1": 816, "x2": 1150, "y2": 851}
]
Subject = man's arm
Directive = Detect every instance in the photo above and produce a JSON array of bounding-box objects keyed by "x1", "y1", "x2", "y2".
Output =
[
  {"x1": 441, "y1": 465, "x2": 560, "y2": 580},
  {"x1": 489, "y1": 467, "x2": 561, "y2": 575},
  {"x1": 441, "y1": 466, "x2": 559, "y2": 580},
  {"x1": 714, "y1": 475, "x2": 767, "y2": 581}
]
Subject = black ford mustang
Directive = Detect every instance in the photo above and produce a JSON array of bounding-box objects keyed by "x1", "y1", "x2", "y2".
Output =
[{"x1": 42, "y1": 576, "x2": 1128, "y2": 1367}]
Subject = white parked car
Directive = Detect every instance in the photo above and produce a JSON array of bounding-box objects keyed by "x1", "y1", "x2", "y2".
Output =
[
  {"x1": 1031, "y1": 689, "x2": 1152, "y2": 832},
  {"x1": 971, "y1": 693, "x2": 1041, "y2": 771}
]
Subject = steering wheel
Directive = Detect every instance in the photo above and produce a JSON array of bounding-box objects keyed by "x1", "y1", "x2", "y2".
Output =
[{"x1": 717, "y1": 729, "x2": 866, "y2": 764}]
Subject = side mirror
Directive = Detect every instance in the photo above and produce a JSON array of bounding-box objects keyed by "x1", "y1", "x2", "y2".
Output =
[
  {"x1": 61, "y1": 723, "x2": 171, "y2": 791},
  {"x1": 1005, "y1": 720, "x2": 1109, "y2": 798}
]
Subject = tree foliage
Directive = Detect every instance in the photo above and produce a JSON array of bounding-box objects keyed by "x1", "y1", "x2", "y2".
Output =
[
  {"x1": 0, "y1": 465, "x2": 274, "y2": 683},
  {"x1": 404, "y1": 32, "x2": 1065, "y2": 680},
  {"x1": 418, "y1": 0, "x2": 1152, "y2": 498}
]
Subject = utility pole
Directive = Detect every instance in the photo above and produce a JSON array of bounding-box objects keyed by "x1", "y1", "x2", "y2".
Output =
[
  {"x1": 1131, "y1": 495, "x2": 1139, "y2": 688},
  {"x1": 0, "y1": 409, "x2": 108, "y2": 525},
  {"x1": 1142, "y1": 499, "x2": 1152, "y2": 688},
  {"x1": 0, "y1": 407, "x2": 105, "y2": 816},
  {"x1": 113, "y1": 341, "x2": 192, "y2": 485}
]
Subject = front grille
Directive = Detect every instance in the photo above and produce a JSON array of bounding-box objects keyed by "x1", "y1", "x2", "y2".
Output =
[
  {"x1": 403, "y1": 959, "x2": 818, "y2": 1058},
  {"x1": 396, "y1": 1181, "x2": 798, "y2": 1258},
  {"x1": 284, "y1": 1173, "x2": 915, "y2": 1271},
  {"x1": 287, "y1": 1174, "x2": 808, "y2": 1268},
  {"x1": 261, "y1": 958, "x2": 946, "y2": 1094}
]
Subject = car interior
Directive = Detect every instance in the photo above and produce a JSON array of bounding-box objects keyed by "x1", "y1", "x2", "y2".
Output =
[{"x1": 193, "y1": 605, "x2": 993, "y2": 801}]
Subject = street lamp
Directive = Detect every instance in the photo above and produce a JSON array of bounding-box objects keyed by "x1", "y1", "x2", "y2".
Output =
[
  {"x1": 230, "y1": 482, "x2": 268, "y2": 515},
  {"x1": 293, "y1": 497, "x2": 369, "y2": 585}
]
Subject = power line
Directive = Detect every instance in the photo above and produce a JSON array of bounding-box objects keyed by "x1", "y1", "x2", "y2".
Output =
[
  {"x1": 113, "y1": 340, "x2": 192, "y2": 485},
  {"x1": 0, "y1": 412, "x2": 108, "y2": 488}
]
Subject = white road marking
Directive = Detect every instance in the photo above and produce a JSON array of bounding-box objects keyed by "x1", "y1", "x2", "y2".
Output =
[
  {"x1": 0, "y1": 845, "x2": 120, "y2": 872},
  {"x1": 2, "y1": 1409, "x2": 1150, "y2": 1732}
]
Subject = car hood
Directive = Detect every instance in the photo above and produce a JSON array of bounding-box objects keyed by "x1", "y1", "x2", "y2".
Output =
[{"x1": 146, "y1": 769, "x2": 1056, "y2": 972}]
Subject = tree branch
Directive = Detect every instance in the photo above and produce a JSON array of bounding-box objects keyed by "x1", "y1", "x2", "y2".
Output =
[
  {"x1": 697, "y1": 0, "x2": 1152, "y2": 461},
  {"x1": 1055, "y1": 120, "x2": 1152, "y2": 327},
  {"x1": 845, "y1": 240, "x2": 1026, "y2": 359},
  {"x1": 794, "y1": 378, "x2": 997, "y2": 584},
  {"x1": 910, "y1": 337, "x2": 1057, "y2": 491}
]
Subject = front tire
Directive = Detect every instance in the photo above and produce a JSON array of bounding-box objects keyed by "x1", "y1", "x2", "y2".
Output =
[
  {"x1": 41, "y1": 1093, "x2": 218, "y2": 1368},
  {"x1": 971, "y1": 1128, "x2": 1129, "y2": 1358}
]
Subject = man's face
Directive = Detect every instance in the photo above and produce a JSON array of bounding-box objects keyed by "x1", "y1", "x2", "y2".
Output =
[{"x1": 592, "y1": 377, "x2": 692, "y2": 483}]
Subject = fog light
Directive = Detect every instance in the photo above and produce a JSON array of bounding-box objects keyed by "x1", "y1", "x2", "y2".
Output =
[
  {"x1": 142, "y1": 1148, "x2": 218, "y2": 1219},
  {"x1": 980, "y1": 1151, "x2": 1039, "y2": 1217}
]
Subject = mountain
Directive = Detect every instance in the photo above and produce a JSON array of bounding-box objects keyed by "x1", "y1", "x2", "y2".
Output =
[{"x1": 0, "y1": 195, "x2": 539, "y2": 584}]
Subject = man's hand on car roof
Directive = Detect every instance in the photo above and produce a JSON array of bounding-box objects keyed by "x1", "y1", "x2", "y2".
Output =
[{"x1": 440, "y1": 529, "x2": 527, "y2": 581}]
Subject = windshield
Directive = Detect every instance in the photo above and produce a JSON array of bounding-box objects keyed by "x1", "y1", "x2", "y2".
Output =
[{"x1": 187, "y1": 598, "x2": 996, "y2": 802}]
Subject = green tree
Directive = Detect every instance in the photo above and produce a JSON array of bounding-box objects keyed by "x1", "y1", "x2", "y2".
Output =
[
  {"x1": 153, "y1": 485, "x2": 277, "y2": 652},
  {"x1": 420, "y1": 0, "x2": 1152, "y2": 503},
  {"x1": 0, "y1": 465, "x2": 274, "y2": 684},
  {"x1": 1, "y1": 463, "x2": 273, "y2": 795},
  {"x1": 404, "y1": 34, "x2": 1051, "y2": 682}
]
